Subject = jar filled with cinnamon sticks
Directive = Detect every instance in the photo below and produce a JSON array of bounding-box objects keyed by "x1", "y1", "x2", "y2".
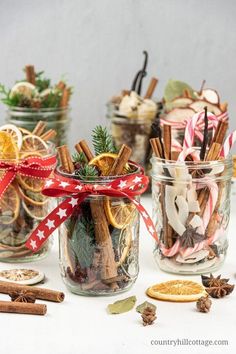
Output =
[
  {"x1": 55, "y1": 127, "x2": 147, "y2": 295},
  {"x1": 150, "y1": 110, "x2": 233, "y2": 275},
  {"x1": 0, "y1": 65, "x2": 72, "y2": 146}
]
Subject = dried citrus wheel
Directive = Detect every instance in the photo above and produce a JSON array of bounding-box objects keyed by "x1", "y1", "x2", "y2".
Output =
[
  {"x1": 0, "y1": 124, "x2": 22, "y2": 150},
  {"x1": 17, "y1": 175, "x2": 44, "y2": 193},
  {"x1": 22, "y1": 200, "x2": 49, "y2": 220},
  {"x1": 0, "y1": 185, "x2": 20, "y2": 224},
  {"x1": 146, "y1": 280, "x2": 206, "y2": 302},
  {"x1": 16, "y1": 185, "x2": 47, "y2": 206},
  {"x1": 104, "y1": 197, "x2": 136, "y2": 229},
  {"x1": 88, "y1": 153, "x2": 129, "y2": 176},
  {"x1": 21, "y1": 135, "x2": 48, "y2": 155},
  {"x1": 0, "y1": 131, "x2": 19, "y2": 160},
  {"x1": 19, "y1": 127, "x2": 32, "y2": 136},
  {"x1": 10, "y1": 82, "x2": 37, "y2": 99},
  {"x1": 117, "y1": 227, "x2": 132, "y2": 266}
]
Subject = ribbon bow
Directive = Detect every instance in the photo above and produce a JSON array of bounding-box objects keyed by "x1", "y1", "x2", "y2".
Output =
[
  {"x1": 26, "y1": 172, "x2": 159, "y2": 252},
  {"x1": 0, "y1": 155, "x2": 57, "y2": 200}
]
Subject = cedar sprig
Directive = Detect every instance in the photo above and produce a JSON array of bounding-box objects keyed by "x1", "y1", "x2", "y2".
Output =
[
  {"x1": 75, "y1": 164, "x2": 99, "y2": 181},
  {"x1": 92, "y1": 125, "x2": 117, "y2": 155},
  {"x1": 35, "y1": 71, "x2": 51, "y2": 92}
]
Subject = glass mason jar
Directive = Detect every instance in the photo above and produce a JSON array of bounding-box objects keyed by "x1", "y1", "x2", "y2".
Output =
[
  {"x1": 6, "y1": 107, "x2": 70, "y2": 146},
  {"x1": 107, "y1": 103, "x2": 153, "y2": 167},
  {"x1": 0, "y1": 144, "x2": 55, "y2": 262},
  {"x1": 58, "y1": 167, "x2": 141, "y2": 296},
  {"x1": 151, "y1": 154, "x2": 232, "y2": 275}
]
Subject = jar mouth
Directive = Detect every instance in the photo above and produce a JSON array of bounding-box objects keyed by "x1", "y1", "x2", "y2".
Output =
[
  {"x1": 7, "y1": 106, "x2": 70, "y2": 113},
  {"x1": 55, "y1": 161, "x2": 143, "y2": 183}
]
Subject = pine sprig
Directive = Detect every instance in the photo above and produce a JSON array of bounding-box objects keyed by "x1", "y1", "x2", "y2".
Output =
[
  {"x1": 92, "y1": 125, "x2": 117, "y2": 155},
  {"x1": 72, "y1": 152, "x2": 86, "y2": 164},
  {"x1": 75, "y1": 164, "x2": 99, "y2": 181}
]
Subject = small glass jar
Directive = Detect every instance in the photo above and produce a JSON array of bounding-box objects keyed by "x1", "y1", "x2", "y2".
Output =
[
  {"x1": 0, "y1": 144, "x2": 55, "y2": 262},
  {"x1": 107, "y1": 103, "x2": 154, "y2": 167},
  {"x1": 151, "y1": 153, "x2": 232, "y2": 275},
  {"x1": 6, "y1": 107, "x2": 70, "y2": 146},
  {"x1": 58, "y1": 166, "x2": 141, "y2": 296}
]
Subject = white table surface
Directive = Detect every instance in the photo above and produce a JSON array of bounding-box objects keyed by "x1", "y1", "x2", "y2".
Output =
[{"x1": 0, "y1": 194, "x2": 236, "y2": 354}]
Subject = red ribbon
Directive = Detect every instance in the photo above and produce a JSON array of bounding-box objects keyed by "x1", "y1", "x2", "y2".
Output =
[
  {"x1": 0, "y1": 156, "x2": 57, "y2": 200},
  {"x1": 26, "y1": 171, "x2": 159, "y2": 252}
]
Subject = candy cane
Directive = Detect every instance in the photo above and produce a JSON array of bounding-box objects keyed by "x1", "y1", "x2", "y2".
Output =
[
  {"x1": 220, "y1": 130, "x2": 236, "y2": 157},
  {"x1": 160, "y1": 239, "x2": 181, "y2": 257},
  {"x1": 177, "y1": 147, "x2": 200, "y2": 162},
  {"x1": 183, "y1": 111, "x2": 220, "y2": 149}
]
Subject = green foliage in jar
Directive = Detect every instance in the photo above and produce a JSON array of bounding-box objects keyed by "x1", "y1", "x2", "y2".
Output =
[{"x1": 92, "y1": 125, "x2": 117, "y2": 155}]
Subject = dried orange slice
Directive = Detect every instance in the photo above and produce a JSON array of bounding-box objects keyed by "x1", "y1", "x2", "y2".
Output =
[
  {"x1": 0, "y1": 131, "x2": 19, "y2": 160},
  {"x1": 10, "y1": 82, "x2": 37, "y2": 99},
  {"x1": 88, "y1": 153, "x2": 129, "y2": 176},
  {"x1": 21, "y1": 135, "x2": 48, "y2": 155},
  {"x1": 16, "y1": 185, "x2": 47, "y2": 206},
  {"x1": 19, "y1": 127, "x2": 32, "y2": 136},
  {"x1": 22, "y1": 200, "x2": 49, "y2": 220},
  {"x1": 17, "y1": 175, "x2": 44, "y2": 193},
  {"x1": 104, "y1": 197, "x2": 136, "y2": 229},
  {"x1": 146, "y1": 280, "x2": 206, "y2": 302},
  {"x1": 0, "y1": 185, "x2": 20, "y2": 224},
  {"x1": 0, "y1": 124, "x2": 22, "y2": 150}
]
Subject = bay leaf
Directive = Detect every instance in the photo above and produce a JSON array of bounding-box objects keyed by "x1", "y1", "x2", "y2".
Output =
[
  {"x1": 107, "y1": 296, "x2": 137, "y2": 314},
  {"x1": 164, "y1": 80, "x2": 196, "y2": 102},
  {"x1": 136, "y1": 301, "x2": 156, "y2": 314}
]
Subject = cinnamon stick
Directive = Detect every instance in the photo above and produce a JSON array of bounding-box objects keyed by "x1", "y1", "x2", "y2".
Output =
[
  {"x1": 41, "y1": 129, "x2": 57, "y2": 141},
  {"x1": 75, "y1": 142, "x2": 84, "y2": 154},
  {"x1": 56, "y1": 81, "x2": 66, "y2": 91},
  {"x1": 144, "y1": 77, "x2": 158, "y2": 99},
  {"x1": 57, "y1": 145, "x2": 75, "y2": 173},
  {"x1": 25, "y1": 65, "x2": 36, "y2": 85},
  {"x1": 163, "y1": 124, "x2": 172, "y2": 160},
  {"x1": 150, "y1": 138, "x2": 161, "y2": 158},
  {"x1": 109, "y1": 144, "x2": 132, "y2": 175},
  {"x1": 0, "y1": 281, "x2": 64, "y2": 302},
  {"x1": 121, "y1": 90, "x2": 130, "y2": 96},
  {"x1": 60, "y1": 87, "x2": 71, "y2": 107},
  {"x1": 32, "y1": 121, "x2": 46, "y2": 136},
  {"x1": 0, "y1": 301, "x2": 47, "y2": 316},
  {"x1": 79, "y1": 140, "x2": 94, "y2": 161},
  {"x1": 220, "y1": 102, "x2": 228, "y2": 112}
]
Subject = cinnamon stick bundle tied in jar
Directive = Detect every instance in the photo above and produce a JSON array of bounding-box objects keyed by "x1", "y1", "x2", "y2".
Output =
[
  {"x1": 150, "y1": 109, "x2": 234, "y2": 275},
  {"x1": 56, "y1": 126, "x2": 147, "y2": 295}
]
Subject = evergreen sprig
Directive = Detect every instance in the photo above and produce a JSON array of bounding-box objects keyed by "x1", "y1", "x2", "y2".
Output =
[
  {"x1": 35, "y1": 71, "x2": 51, "y2": 92},
  {"x1": 75, "y1": 164, "x2": 99, "y2": 181},
  {"x1": 72, "y1": 152, "x2": 86, "y2": 164},
  {"x1": 92, "y1": 125, "x2": 117, "y2": 155}
]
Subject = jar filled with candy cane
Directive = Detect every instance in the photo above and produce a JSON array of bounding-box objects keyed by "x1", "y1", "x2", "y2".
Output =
[{"x1": 150, "y1": 111, "x2": 234, "y2": 275}]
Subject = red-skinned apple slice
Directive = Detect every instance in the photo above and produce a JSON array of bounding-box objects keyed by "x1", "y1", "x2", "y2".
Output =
[
  {"x1": 164, "y1": 108, "x2": 195, "y2": 122},
  {"x1": 199, "y1": 89, "x2": 220, "y2": 105},
  {"x1": 190, "y1": 100, "x2": 222, "y2": 115}
]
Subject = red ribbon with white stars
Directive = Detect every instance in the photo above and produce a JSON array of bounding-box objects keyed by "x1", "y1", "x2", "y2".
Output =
[
  {"x1": 0, "y1": 156, "x2": 57, "y2": 200},
  {"x1": 26, "y1": 171, "x2": 159, "y2": 252}
]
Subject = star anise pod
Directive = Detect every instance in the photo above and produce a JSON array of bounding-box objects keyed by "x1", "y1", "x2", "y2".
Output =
[
  {"x1": 9, "y1": 290, "x2": 36, "y2": 303},
  {"x1": 206, "y1": 284, "x2": 234, "y2": 298},
  {"x1": 201, "y1": 274, "x2": 229, "y2": 288},
  {"x1": 179, "y1": 226, "x2": 206, "y2": 248}
]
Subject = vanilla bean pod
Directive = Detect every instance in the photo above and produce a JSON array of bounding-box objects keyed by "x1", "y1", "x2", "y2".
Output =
[{"x1": 200, "y1": 106, "x2": 208, "y2": 160}]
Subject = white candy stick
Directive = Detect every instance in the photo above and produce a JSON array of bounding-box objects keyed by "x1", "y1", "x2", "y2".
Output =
[
  {"x1": 165, "y1": 185, "x2": 186, "y2": 236},
  {"x1": 176, "y1": 196, "x2": 189, "y2": 225}
]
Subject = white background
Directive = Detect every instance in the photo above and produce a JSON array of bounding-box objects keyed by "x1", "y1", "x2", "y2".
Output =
[
  {"x1": 0, "y1": 195, "x2": 235, "y2": 354},
  {"x1": 0, "y1": 0, "x2": 235, "y2": 146}
]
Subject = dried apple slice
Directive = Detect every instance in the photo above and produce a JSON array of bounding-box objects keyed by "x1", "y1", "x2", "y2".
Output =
[
  {"x1": 199, "y1": 89, "x2": 220, "y2": 105},
  {"x1": 164, "y1": 108, "x2": 195, "y2": 122},
  {"x1": 165, "y1": 97, "x2": 194, "y2": 112},
  {"x1": 190, "y1": 100, "x2": 222, "y2": 115}
]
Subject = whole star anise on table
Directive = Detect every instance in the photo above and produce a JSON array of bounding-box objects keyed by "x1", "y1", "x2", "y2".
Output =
[
  {"x1": 9, "y1": 290, "x2": 36, "y2": 303},
  {"x1": 179, "y1": 226, "x2": 206, "y2": 248},
  {"x1": 201, "y1": 274, "x2": 234, "y2": 299}
]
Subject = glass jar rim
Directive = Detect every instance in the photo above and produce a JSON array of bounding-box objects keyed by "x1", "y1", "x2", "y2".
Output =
[
  {"x1": 55, "y1": 161, "x2": 143, "y2": 184},
  {"x1": 7, "y1": 106, "x2": 70, "y2": 113}
]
